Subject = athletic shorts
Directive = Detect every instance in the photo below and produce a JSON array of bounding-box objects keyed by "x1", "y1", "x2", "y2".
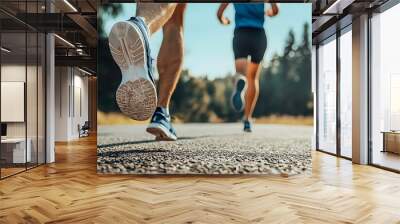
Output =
[{"x1": 233, "y1": 27, "x2": 267, "y2": 64}]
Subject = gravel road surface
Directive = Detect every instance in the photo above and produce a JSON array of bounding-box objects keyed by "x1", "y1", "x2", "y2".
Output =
[{"x1": 97, "y1": 124, "x2": 312, "y2": 176}]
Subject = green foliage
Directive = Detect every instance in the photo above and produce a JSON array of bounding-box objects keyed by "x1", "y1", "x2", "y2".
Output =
[
  {"x1": 170, "y1": 71, "x2": 240, "y2": 122},
  {"x1": 98, "y1": 38, "x2": 121, "y2": 113},
  {"x1": 170, "y1": 71, "x2": 212, "y2": 122},
  {"x1": 98, "y1": 4, "x2": 123, "y2": 38},
  {"x1": 254, "y1": 23, "x2": 313, "y2": 117}
]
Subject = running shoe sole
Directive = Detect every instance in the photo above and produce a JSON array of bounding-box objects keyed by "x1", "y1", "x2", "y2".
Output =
[
  {"x1": 244, "y1": 128, "x2": 252, "y2": 133},
  {"x1": 231, "y1": 77, "x2": 247, "y2": 112},
  {"x1": 109, "y1": 21, "x2": 157, "y2": 121},
  {"x1": 146, "y1": 123, "x2": 177, "y2": 141}
]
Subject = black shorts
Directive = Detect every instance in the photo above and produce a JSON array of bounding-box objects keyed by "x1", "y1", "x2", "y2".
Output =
[{"x1": 233, "y1": 27, "x2": 267, "y2": 64}]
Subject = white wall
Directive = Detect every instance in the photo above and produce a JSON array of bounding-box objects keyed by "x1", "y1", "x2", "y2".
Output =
[
  {"x1": 1, "y1": 65, "x2": 31, "y2": 139},
  {"x1": 71, "y1": 72, "x2": 89, "y2": 138},
  {"x1": 55, "y1": 67, "x2": 89, "y2": 141},
  {"x1": 1, "y1": 63, "x2": 46, "y2": 163},
  {"x1": 1, "y1": 65, "x2": 26, "y2": 143},
  {"x1": 55, "y1": 66, "x2": 70, "y2": 141}
]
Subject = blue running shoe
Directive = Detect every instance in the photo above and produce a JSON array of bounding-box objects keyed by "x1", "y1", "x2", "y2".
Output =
[
  {"x1": 231, "y1": 75, "x2": 247, "y2": 112},
  {"x1": 243, "y1": 120, "x2": 252, "y2": 133},
  {"x1": 146, "y1": 107, "x2": 178, "y2": 141},
  {"x1": 109, "y1": 17, "x2": 157, "y2": 121}
]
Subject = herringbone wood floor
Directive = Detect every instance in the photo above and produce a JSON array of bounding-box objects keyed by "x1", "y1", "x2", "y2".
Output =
[{"x1": 1, "y1": 135, "x2": 400, "y2": 224}]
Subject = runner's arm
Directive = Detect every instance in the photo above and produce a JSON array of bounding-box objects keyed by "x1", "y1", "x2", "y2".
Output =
[
  {"x1": 217, "y1": 3, "x2": 231, "y2": 25},
  {"x1": 266, "y1": 3, "x2": 279, "y2": 17}
]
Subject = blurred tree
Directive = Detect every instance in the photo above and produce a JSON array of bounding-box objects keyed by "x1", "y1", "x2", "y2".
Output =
[
  {"x1": 255, "y1": 24, "x2": 312, "y2": 118},
  {"x1": 98, "y1": 4, "x2": 122, "y2": 38},
  {"x1": 170, "y1": 71, "x2": 212, "y2": 122}
]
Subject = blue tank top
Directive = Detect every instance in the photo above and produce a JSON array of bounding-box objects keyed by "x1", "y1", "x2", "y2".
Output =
[{"x1": 233, "y1": 3, "x2": 265, "y2": 29}]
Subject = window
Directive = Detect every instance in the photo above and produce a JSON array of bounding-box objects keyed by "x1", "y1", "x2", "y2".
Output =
[
  {"x1": 0, "y1": 0, "x2": 47, "y2": 179},
  {"x1": 370, "y1": 3, "x2": 400, "y2": 171},
  {"x1": 317, "y1": 36, "x2": 337, "y2": 154},
  {"x1": 339, "y1": 28, "x2": 352, "y2": 158}
]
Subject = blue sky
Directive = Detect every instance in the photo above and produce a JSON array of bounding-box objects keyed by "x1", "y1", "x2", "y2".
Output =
[{"x1": 101, "y1": 3, "x2": 311, "y2": 79}]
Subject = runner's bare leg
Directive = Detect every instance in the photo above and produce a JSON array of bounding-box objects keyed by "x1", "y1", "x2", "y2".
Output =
[
  {"x1": 157, "y1": 4, "x2": 187, "y2": 108},
  {"x1": 244, "y1": 62, "x2": 262, "y2": 120},
  {"x1": 136, "y1": 3, "x2": 177, "y2": 35},
  {"x1": 235, "y1": 58, "x2": 247, "y2": 75}
]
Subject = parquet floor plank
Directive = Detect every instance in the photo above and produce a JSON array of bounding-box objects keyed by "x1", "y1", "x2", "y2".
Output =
[{"x1": 1, "y1": 135, "x2": 400, "y2": 223}]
